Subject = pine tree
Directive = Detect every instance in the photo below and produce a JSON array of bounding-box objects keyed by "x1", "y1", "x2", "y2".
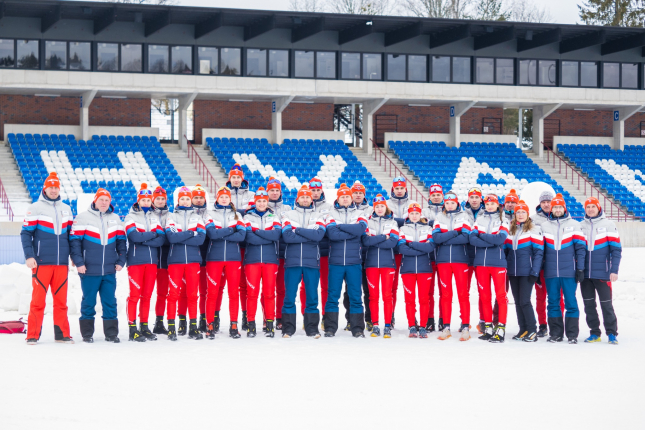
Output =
[{"x1": 578, "y1": 0, "x2": 645, "y2": 27}]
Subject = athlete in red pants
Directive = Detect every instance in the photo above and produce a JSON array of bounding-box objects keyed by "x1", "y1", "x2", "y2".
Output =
[
  {"x1": 366, "y1": 268, "x2": 395, "y2": 333},
  {"x1": 126, "y1": 264, "x2": 158, "y2": 337},
  {"x1": 151, "y1": 187, "x2": 171, "y2": 335},
  {"x1": 27, "y1": 265, "x2": 72, "y2": 342},
  {"x1": 167, "y1": 263, "x2": 200, "y2": 324},
  {"x1": 155, "y1": 268, "x2": 169, "y2": 318},
  {"x1": 437, "y1": 263, "x2": 470, "y2": 338},
  {"x1": 190, "y1": 184, "x2": 210, "y2": 332},
  {"x1": 206, "y1": 261, "x2": 241, "y2": 334},
  {"x1": 429, "y1": 262, "x2": 441, "y2": 330}
]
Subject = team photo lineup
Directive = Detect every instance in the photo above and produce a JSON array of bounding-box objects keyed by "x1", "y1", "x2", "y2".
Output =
[{"x1": 21, "y1": 161, "x2": 621, "y2": 345}]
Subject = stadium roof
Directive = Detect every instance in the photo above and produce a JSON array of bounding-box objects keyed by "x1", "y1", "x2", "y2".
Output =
[{"x1": 9, "y1": 0, "x2": 645, "y2": 55}]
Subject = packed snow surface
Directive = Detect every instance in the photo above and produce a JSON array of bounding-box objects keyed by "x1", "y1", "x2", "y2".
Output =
[{"x1": 1, "y1": 250, "x2": 644, "y2": 429}]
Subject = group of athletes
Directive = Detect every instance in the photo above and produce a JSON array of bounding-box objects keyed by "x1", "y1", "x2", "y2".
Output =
[{"x1": 20, "y1": 162, "x2": 621, "y2": 345}]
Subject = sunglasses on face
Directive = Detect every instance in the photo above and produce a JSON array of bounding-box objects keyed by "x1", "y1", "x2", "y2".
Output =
[
  {"x1": 138, "y1": 189, "x2": 153, "y2": 196},
  {"x1": 444, "y1": 193, "x2": 457, "y2": 200},
  {"x1": 393, "y1": 176, "x2": 406, "y2": 183},
  {"x1": 309, "y1": 181, "x2": 322, "y2": 188}
]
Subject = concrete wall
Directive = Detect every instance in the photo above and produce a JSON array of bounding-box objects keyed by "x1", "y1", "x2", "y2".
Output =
[
  {"x1": 4, "y1": 124, "x2": 160, "y2": 139},
  {"x1": 616, "y1": 223, "x2": 645, "y2": 247},
  {"x1": 202, "y1": 128, "x2": 345, "y2": 144},
  {"x1": 0, "y1": 222, "x2": 24, "y2": 265},
  {"x1": 383, "y1": 132, "x2": 517, "y2": 148}
]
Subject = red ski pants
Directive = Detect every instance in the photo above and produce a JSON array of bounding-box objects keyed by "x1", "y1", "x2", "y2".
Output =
[
  {"x1": 27, "y1": 265, "x2": 70, "y2": 340},
  {"x1": 127, "y1": 264, "x2": 157, "y2": 324},
  {"x1": 206, "y1": 261, "x2": 241, "y2": 324},
  {"x1": 535, "y1": 270, "x2": 564, "y2": 326},
  {"x1": 299, "y1": 256, "x2": 328, "y2": 315},
  {"x1": 402, "y1": 273, "x2": 432, "y2": 327},
  {"x1": 392, "y1": 254, "x2": 402, "y2": 312},
  {"x1": 476, "y1": 266, "x2": 508, "y2": 325},
  {"x1": 430, "y1": 262, "x2": 442, "y2": 320},
  {"x1": 178, "y1": 266, "x2": 208, "y2": 316},
  {"x1": 246, "y1": 263, "x2": 277, "y2": 322},
  {"x1": 437, "y1": 263, "x2": 470, "y2": 327},
  {"x1": 238, "y1": 249, "x2": 248, "y2": 312},
  {"x1": 167, "y1": 263, "x2": 199, "y2": 320},
  {"x1": 155, "y1": 268, "x2": 168, "y2": 317},
  {"x1": 274, "y1": 259, "x2": 286, "y2": 318},
  {"x1": 366, "y1": 267, "x2": 395, "y2": 326}
]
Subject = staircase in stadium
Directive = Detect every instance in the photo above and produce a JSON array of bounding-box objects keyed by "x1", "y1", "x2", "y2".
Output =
[
  {"x1": 526, "y1": 152, "x2": 588, "y2": 205},
  {"x1": 0, "y1": 142, "x2": 31, "y2": 221},
  {"x1": 161, "y1": 144, "x2": 213, "y2": 191},
  {"x1": 351, "y1": 147, "x2": 414, "y2": 194}
]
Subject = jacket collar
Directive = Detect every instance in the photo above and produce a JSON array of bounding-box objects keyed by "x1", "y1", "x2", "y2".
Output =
[
  {"x1": 334, "y1": 201, "x2": 357, "y2": 211},
  {"x1": 548, "y1": 210, "x2": 571, "y2": 221},
  {"x1": 390, "y1": 191, "x2": 408, "y2": 200},
  {"x1": 225, "y1": 179, "x2": 249, "y2": 191},
  {"x1": 584, "y1": 210, "x2": 605, "y2": 221},
  {"x1": 39, "y1": 191, "x2": 61, "y2": 205},
  {"x1": 247, "y1": 207, "x2": 274, "y2": 217},
  {"x1": 295, "y1": 203, "x2": 315, "y2": 212},
  {"x1": 370, "y1": 211, "x2": 393, "y2": 220},
  {"x1": 89, "y1": 202, "x2": 114, "y2": 216}
]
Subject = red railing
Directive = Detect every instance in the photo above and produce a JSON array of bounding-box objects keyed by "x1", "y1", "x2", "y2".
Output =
[
  {"x1": 545, "y1": 147, "x2": 634, "y2": 221},
  {"x1": 0, "y1": 175, "x2": 14, "y2": 221},
  {"x1": 372, "y1": 140, "x2": 427, "y2": 206},
  {"x1": 187, "y1": 141, "x2": 220, "y2": 196}
]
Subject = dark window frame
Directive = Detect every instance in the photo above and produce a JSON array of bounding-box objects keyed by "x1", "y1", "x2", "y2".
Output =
[
  {"x1": 196, "y1": 46, "x2": 243, "y2": 76},
  {"x1": 170, "y1": 45, "x2": 193, "y2": 75},
  {"x1": 538, "y1": 59, "x2": 558, "y2": 87},
  {"x1": 619, "y1": 62, "x2": 639, "y2": 89},
  {"x1": 361, "y1": 51, "x2": 383, "y2": 81},
  {"x1": 145, "y1": 44, "x2": 194, "y2": 75},
  {"x1": 67, "y1": 40, "x2": 92, "y2": 72},
  {"x1": 244, "y1": 47, "x2": 290, "y2": 78},
  {"x1": 94, "y1": 42, "x2": 146, "y2": 73},
  {"x1": 0, "y1": 38, "x2": 15, "y2": 68},
  {"x1": 340, "y1": 51, "x2": 383, "y2": 81},
  {"x1": 16, "y1": 39, "x2": 40, "y2": 70},
  {"x1": 474, "y1": 56, "x2": 515, "y2": 85},
  {"x1": 385, "y1": 53, "x2": 428, "y2": 83},
  {"x1": 518, "y1": 58, "x2": 559, "y2": 87}
]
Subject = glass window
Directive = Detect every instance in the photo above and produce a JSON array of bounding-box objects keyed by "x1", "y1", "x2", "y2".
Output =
[
  {"x1": 0, "y1": 39, "x2": 14, "y2": 67},
  {"x1": 452, "y1": 57, "x2": 470, "y2": 83},
  {"x1": 581, "y1": 62, "x2": 597, "y2": 87},
  {"x1": 317, "y1": 51, "x2": 336, "y2": 79},
  {"x1": 198, "y1": 47, "x2": 217, "y2": 75},
  {"x1": 45, "y1": 41, "x2": 66, "y2": 70},
  {"x1": 622, "y1": 63, "x2": 638, "y2": 89},
  {"x1": 246, "y1": 49, "x2": 266, "y2": 76},
  {"x1": 561, "y1": 61, "x2": 578, "y2": 87},
  {"x1": 121, "y1": 44, "x2": 141, "y2": 72},
  {"x1": 496, "y1": 58, "x2": 514, "y2": 85},
  {"x1": 538, "y1": 60, "x2": 556, "y2": 86},
  {"x1": 387, "y1": 54, "x2": 406, "y2": 81},
  {"x1": 432, "y1": 56, "x2": 450, "y2": 82},
  {"x1": 17, "y1": 40, "x2": 39, "y2": 69},
  {"x1": 519, "y1": 59, "x2": 537, "y2": 85},
  {"x1": 603, "y1": 62, "x2": 619, "y2": 88},
  {"x1": 341, "y1": 52, "x2": 360, "y2": 79},
  {"x1": 269, "y1": 49, "x2": 288, "y2": 77},
  {"x1": 69, "y1": 42, "x2": 90, "y2": 71},
  {"x1": 408, "y1": 55, "x2": 426, "y2": 82},
  {"x1": 97, "y1": 43, "x2": 118, "y2": 71},
  {"x1": 172, "y1": 46, "x2": 192, "y2": 74},
  {"x1": 220, "y1": 48, "x2": 241, "y2": 76},
  {"x1": 476, "y1": 58, "x2": 494, "y2": 84},
  {"x1": 363, "y1": 53, "x2": 381, "y2": 80},
  {"x1": 294, "y1": 50, "x2": 314, "y2": 78},
  {"x1": 148, "y1": 45, "x2": 168, "y2": 73}
]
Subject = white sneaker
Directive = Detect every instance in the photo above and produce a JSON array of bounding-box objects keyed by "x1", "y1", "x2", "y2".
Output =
[
  {"x1": 438, "y1": 327, "x2": 451, "y2": 340},
  {"x1": 459, "y1": 326, "x2": 471, "y2": 341}
]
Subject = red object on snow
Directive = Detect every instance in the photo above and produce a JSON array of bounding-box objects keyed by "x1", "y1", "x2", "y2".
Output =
[{"x1": 0, "y1": 318, "x2": 26, "y2": 334}]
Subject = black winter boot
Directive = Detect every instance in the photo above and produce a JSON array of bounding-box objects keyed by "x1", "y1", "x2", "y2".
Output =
[
  {"x1": 206, "y1": 321, "x2": 216, "y2": 339},
  {"x1": 323, "y1": 312, "x2": 339, "y2": 336},
  {"x1": 241, "y1": 311, "x2": 248, "y2": 331},
  {"x1": 265, "y1": 320, "x2": 275, "y2": 338},
  {"x1": 262, "y1": 319, "x2": 268, "y2": 334},
  {"x1": 152, "y1": 316, "x2": 168, "y2": 335},
  {"x1": 437, "y1": 318, "x2": 444, "y2": 331},
  {"x1": 349, "y1": 313, "x2": 366, "y2": 338},
  {"x1": 281, "y1": 314, "x2": 296, "y2": 338},
  {"x1": 213, "y1": 311, "x2": 221, "y2": 334},
  {"x1": 229, "y1": 322, "x2": 241, "y2": 339},
  {"x1": 275, "y1": 317, "x2": 283, "y2": 330},
  {"x1": 198, "y1": 314, "x2": 207, "y2": 333},
  {"x1": 479, "y1": 323, "x2": 493, "y2": 341},
  {"x1": 425, "y1": 318, "x2": 435, "y2": 332},
  {"x1": 391, "y1": 313, "x2": 396, "y2": 329},
  {"x1": 103, "y1": 319, "x2": 120, "y2": 343},
  {"x1": 178, "y1": 315, "x2": 187, "y2": 336},
  {"x1": 247, "y1": 321, "x2": 257, "y2": 338},
  {"x1": 128, "y1": 321, "x2": 146, "y2": 342},
  {"x1": 79, "y1": 319, "x2": 95, "y2": 343},
  {"x1": 548, "y1": 316, "x2": 564, "y2": 339},
  {"x1": 537, "y1": 324, "x2": 548, "y2": 338},
  {"x1": 303, "y1": 313, "x2": 321, "y2": 338},
  {"x1": 140, "y1": 322, "x2": 157, "y2": 341},
  {"x1": 565, "y1": 316, "x2": 580, "y2": 342},
  {"x1": 188, "y1": 319, "x2": 203, "y2": 340},
  {"x1": 167, "y1": 319, "x2": 177, "y2": 341}
]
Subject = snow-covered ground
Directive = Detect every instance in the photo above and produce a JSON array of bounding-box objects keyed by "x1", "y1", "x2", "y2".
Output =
[{"x1": 1, "y1": 250, "x2": 644, "y2": 429}]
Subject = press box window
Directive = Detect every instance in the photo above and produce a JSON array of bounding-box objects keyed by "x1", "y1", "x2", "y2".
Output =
[
  {"x1": 432, "y1": 56, "x2": 450, "y2": 83},
  {"x1": 387, "y1": 54, "x2": 406, "y2": 81},
  {"x1": 452, "y1": 57, "x2": 471, "y2": 83},
  {"x1": 341, "y1": 53, "x2": 360, "y2": 79},
  {"x1": 97, "y1": 43, "x2": 118, "y2": 71},
  {"x1": 172, "y1": 46, "x2": 192, "y2": 74},
  {"x1": 148, "y1": 45, "x2": 168, "y2": 73},
  {"x1": 295, "y1": 50, "x2": 314, "y2": 78},
  {"x1": 45, "y1": 41, "x2": 66, "y2": 70},
  {"x1": 220, "y1": 48, "x2": 241, "y2": 76},
  {"x1": 269, "y1": 50, "x2": 288, "y2": 77},
  {"x1": 198, "y1": 47, "x2": 218, "y2": 75},
  {"x1": 246, "y1": 49, "x2": 267, "y2": 76},
  {"x1": 580, "y1": 62, "x2": 598, "y2": 87},
  {"x1": 363, "y1": 53, "x2": 382, "y2": 80},
  {"x1": 17, "y1": 40, "x2": 39, "y2": 69},
  {"x1": 317, "y1": 52, "x2": 336, "y2": 79},
  {"x1": 121, "y1": 44, "x2": 142, "y2": 72},
  {"x1": 475, "y1": 58, "x2": 494, "y2": 84},
  {"x1": 561, "y1": 61, "x2": 578, "y2": 87},
  {"x1": 0, "y1": 39, "x2": 14, "y2": 67},
  {"x1": 539, "y1": 60, "x2": 556, "y2": 86},
  {"x1": 408, "y1": 55, "x2": 427, "y2": 82},
  {"x1": 69, "y1": 42, "x2": 90, "y2": 70}
]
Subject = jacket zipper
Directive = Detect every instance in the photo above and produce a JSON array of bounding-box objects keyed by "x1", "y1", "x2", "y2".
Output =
[
  {"x1": 448, "y1": 213, "x2": 453, "y2": 264},
  {"x1": 377, "y1": 217, "x2": 382, "y2": 268},
  {"x1": 100, "y1": 212, "x2": 105, "y2": 276},
  {"x1": 300, "y1": 208, "x2": 305, "y2": 267},
  {"x1": 343, "y1": 208, "x2": 348, "y2": 266},
  {"x1": 223, "y1": 208, "x2": 228, "y2": 262},
  {"x1": 183, "y1": 211, "x2": 188, "y2": 265},
  {"x1": 414, "y1": 223, "x2": 418, "y2": 273},
  {"x1": 54, "y1": 201, "x2": 60, "y2": 264},
  {"x1": 556, "y1": 218, "x2": 560, "y2": 277},
  {"x1": 588, "y1": 218, "x2": 594, "y2": 275},
  {"x1": 145, "y1": 211, "x2": 152, "y2": 264},
  {"x1": 260, "y1": 214, "x2": 264, "y2": 264}
]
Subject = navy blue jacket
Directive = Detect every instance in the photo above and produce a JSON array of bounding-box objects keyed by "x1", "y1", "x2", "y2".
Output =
[
  {"x1": 268, "y1": 198, "x2": 291, "y2": 259},
  {"x1": 432, "y1": 208, "x2": 471, "y2": 265},
  {"x1": 504, "y1": 222, "x2": 544, "y2": 277},
  {"x1": 165, "y1": 207, "x2": 207, "y2": 266},
  {"x1": 70, "y1": 204, "x2": 127, "y2": 276},
  {"x1": 312, "y1": 193, "x2": 332, "y2": 258},
  {"x1": 362, "y1": 212, "x2": 400, "y2": 269},
  {"x1": 192, "y1": 204, "x2": 210, "y2": 266},
  {"x1": 282, "y1": 204, "x2": 327, "y2": 269},
  {"x1": 469, "y1": 211, "x2": 509, "y2": 269},
  {"x1": 579, "y1": 211, "x2": 622, "y2": 281},
  {"x1": 397, "y1": 219, "x2": 435, "y2": 274},
  {"x1": 243, "y1": 207, "x2": 281, "y2": 266},
  {"x1": 124, "y1": 204, "x2": 166, "y2": 267},
  {"x1": 463, "y1": 202, "x2": 483, "y2": 266},
  {"x1": 205, "y1": 204, "x2": 247, "y2": 262},
  {"x1": 151, "y1": 205, "x2": 170, "y2": 269},
  {"x1": 541, "y1": 211, "x2": 586, "y2": 279},
  {"x1": 21, "y1": 192, "x2": 73, "y2": 266},
  {"x1": 326, "y1": 202, "x2": 368, "y2": 266}
]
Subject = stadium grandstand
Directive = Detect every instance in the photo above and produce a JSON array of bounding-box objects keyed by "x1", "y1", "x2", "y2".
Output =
[{"x1": 2, "y1": 0, "x2": 645, "y2": 251}]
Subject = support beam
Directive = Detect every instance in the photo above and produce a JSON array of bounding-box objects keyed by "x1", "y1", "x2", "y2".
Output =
[
  {"x1": 384, "y1": 22, "x2": 422, "y2": 47},
  {"x1": 291, "y1": 17, "x2": 324, "y2": 43},
  {"x1": 449, "y1": 101, "x2": 477, "y2": 148},
  {"x1": 517, "y1": 28, "x2": 560, "y2": 52},
  {"x1": 612, "y1": 105, "x2": 645, "y2": 151},
  {"x1": 474, "y1": 26, "x2": 515, "y2": 50},
  {"x1": 559, "y1": 30, "x2": 605, "y2": 54},
  {"x1": 271, "y1": 96, "x2": 295, "y2": 145},
  {"x1": 80, "y1": 89, "x2": 98, "y2": 142},
  {"x1": 601, "y1": 32, "x2": 645, "y2": 56},
  {"x1": 244, "y1": 15, "x2": 275, "y2": 41},
  {"x1": 145, "y1": 9, "x2": 172, "y2": 37},
  {"x1": 338, "y1": 21, "x2": 374, "y2": 45},
  {"x1": 532, "y1": 103, "x2": 562, "y2": 158},
  {"x1": 177, "y1": 91, "x2": 198, "y2": 151},
  {"x1": 41, "y1": 5, "x2": 61, "y2": 33},
  {"x1": 194, "y1": 14, "x2": 222, "y2": 39},
  {"x1": 429, "y1": 25, "x2": 470, "y2": 49},
  {"x1": 363, "y1": 98, "x2": 388, "y2": 154},
  {"x1": 0, "y1": 3, "x2": 5, "y2": 21},
  {"x1": 94, "y1": 7, "x2": 117, "y2": 35}
]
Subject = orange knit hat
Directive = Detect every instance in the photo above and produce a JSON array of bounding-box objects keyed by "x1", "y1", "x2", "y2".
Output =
[
  {"x1": 584, "y1": 196, "x2": 601, "y2": 212},
  {"x1": 337, "y1": 183, "x2": 352, "y2": 198},
  {"x1": 152, "y1": 186, "x2": 167, "y2": 200},
  {"x1": 297, "y1": 185, "x2": 312, "y2": 201},
  {"x1": 514, "y1": 200, "x2": 530, "y2": 214},
  {"x1": 177, "y1": 186, "x2": 192, "y2": 204},
  {"x1": 229, "y1": 164, "x2": 244, "y2": 180},
  {"x1": 505, "y1": 189, "x2": 519, "y2": 204},
  {"x1": 137, "y1": 183, "x2": 152, "y2": 203},
  {"x1": 551, "y1": 193, "x2": 566, "y2": 209},
  {"x1": 192, "y1": 184, "x2": 206, "y2": 199},
  {"x1": 351, "y1": 181, "x2": 365, "y2": 194},
  {"x1": 43, "y1": 172, "x2": 60, "y2": 189},
  {"x1": 254, "y1": 187, "x2": 269, "y2": 203},
  {"x1": 94, "y1": 188, "x2": 111, "y2": 203},
  {"x1": 216, "y1": 186, "x2": 231, "y2": 202}
]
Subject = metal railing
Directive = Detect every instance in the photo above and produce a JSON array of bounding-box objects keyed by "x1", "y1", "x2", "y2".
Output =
[
  {"x1": 372, "y1": 139, "x2": 427, "y2": 206},
  {"x1": 187, "y1": 142, "x2": 220, "y2": 196},
  {"x1": 545, "y1": 147, "x2": 634, "y2": 221},
  {"x1": 0, "y1": 175, "x2": 14, "y2": 221}
]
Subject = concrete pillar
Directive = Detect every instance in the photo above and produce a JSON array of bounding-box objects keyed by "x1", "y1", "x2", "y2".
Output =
[
  {"x1": 271, "y1": 96, "x2": 295, "y2": 145},
  {"x1": 363, "y1": 98, "x2": 388, "y2": 154},
  {"x1": 532, "y1": 103, "x2": 562, "y2": 158},
  {"x1": 177, "y1": 91, "x2": 198, "y2": 152},
  {"x1": 448, "y1": 101, "x2": 477, "y2": 148},
  {"x1": 79, "y1": 89, "x2": 97, "y2": 141},
  {"x1": 612, "y1": 105, "x2": 644, "y2": 150}
]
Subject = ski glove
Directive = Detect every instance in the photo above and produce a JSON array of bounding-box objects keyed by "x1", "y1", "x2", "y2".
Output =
[
  {"x1": 527, "y1": 275, "x2": 538, "y2": 286},
  {"x1": 575, "y1": 270, "x2": 584, "y2": 284}
]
